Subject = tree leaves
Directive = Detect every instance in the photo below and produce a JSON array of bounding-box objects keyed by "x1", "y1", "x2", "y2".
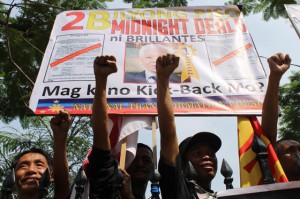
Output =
[
  {"x1": 226, "y1": 0, "x2": 297, "y2": 20},
  {"x1": 279, "y1": 71, "x2": 300, "y2": 141}
]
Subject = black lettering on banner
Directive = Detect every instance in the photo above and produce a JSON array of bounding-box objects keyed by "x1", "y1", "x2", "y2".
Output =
[
  {"x1": 42, "y1": 86, "x2": 81, "y2": 98},
  {"x1": 43, "y1": 86, "x2": 60, "y2": 96},
  {"x1": 180, "y1": 83, "x2": 222, "y2": 95},
  {"x1": 137, "y1": 85, "x2": 157, "y2": 95},
  {"x1": 228, "y1": 82, "x2": 263, "y2": 93},
  {"x1": 87, "y1": 84, "x2": 95, "y2": 95}
]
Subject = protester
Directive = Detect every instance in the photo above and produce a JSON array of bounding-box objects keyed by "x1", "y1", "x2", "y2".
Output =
[
  {"x1": 261, "y1": 53, "x2": 300, "y2": 181},
  {"x1": 12, "y1": 148, "x2": 53, "y2": 199},
  {"x1": 51, "y1": 109, "x2": 71, "y2": 198},
  {"x1": 126, "y1": 143, "x2": 154, "y2": 199},
  {"x1": 156, "y1": 53, "x2": 220, "y2": 199},
  {"x1": 89, "y1": 55, "x2": 153, "y2": 199},
  {"x1": 11, "y1": 109, "x2": 71, "y2": 199},
  {"x1": 275, "y1": 139, "x2": 300, "y2": 181},
  {"x1": 125, "y1": 44, "x2": 184, "y2": 83}
]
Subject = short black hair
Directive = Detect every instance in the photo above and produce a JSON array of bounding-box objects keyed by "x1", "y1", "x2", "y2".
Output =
[
  {"x1": 137, "y1": 143, "x2": 153, "y2": 156},
  {"x1": 275, "y1": 139, "x2": 300, "y2": 154},
  {"x1": 276, "y1": 139, "x2": 287, "y2": 149},
  {"x1": 11, "y1": 147, "x2": 53, "y2": 170}
]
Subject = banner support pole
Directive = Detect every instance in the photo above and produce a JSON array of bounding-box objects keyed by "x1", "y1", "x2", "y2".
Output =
[
  {"x1": 120, "y1": 138, "x2": 127, "y2": 170},
  {"x1": 152, "y1": 116, "x2": 157, "y2": 169}
]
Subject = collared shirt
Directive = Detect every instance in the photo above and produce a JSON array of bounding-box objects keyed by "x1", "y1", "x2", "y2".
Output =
[
  {"x1": 145, "y1": 71, "x2": 157, "y2": 83},
  {"x1": 192, "y1": 181, "x2": 216, "y2": 199}
]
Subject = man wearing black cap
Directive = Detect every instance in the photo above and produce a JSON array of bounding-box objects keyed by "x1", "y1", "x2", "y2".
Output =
[
  {"x1": 156, "y1": 54, "x2": 221, "y2": 199},
  {"x1": 261, "y1": 53, "x2": 300, "y2": 181}
]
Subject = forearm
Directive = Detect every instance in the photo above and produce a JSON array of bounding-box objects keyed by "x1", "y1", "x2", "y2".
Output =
[
  {"x1": 53, "y1": 139, "x2": 70, "y2": 199},
  {"x1": 92, "y1": 76, "x2": 110, "y2": 150},
  {"x1": 157, "y1": 77, "x2": 179, "y2": 166},
  {"x1": 157, "y1": 78, "x2": 175, "y2": 134},
  {"x1": 123, "y1": 195, "x2": 135, "y2": 199},
  {"x1": 261, "y1": 73, "x2": 281, "y2": 146}
]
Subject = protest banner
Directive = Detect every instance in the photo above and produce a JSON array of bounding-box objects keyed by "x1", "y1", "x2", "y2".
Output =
[
  {"x1": 29, "y1": 5, "x2": 267, "y2": 115},
  {"x1": 285, "y1": 4, "x2": 300, "y2": 39}
]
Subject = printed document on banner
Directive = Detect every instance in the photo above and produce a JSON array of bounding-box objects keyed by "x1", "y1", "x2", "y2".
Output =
[{"x1": 45, "y1": 34, "x2": 104, "y2": 82}]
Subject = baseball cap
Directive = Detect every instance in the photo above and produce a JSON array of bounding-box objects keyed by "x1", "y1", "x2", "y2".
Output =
[{"x1": 179, "y1": 132, "x2": 222, "y2": 159}]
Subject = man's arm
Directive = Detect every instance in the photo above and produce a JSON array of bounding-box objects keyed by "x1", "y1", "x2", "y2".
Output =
[
  {"x1": 120, "y1": 168, "x2": 135, "y2": 199},
  {"x1": 91, "y1": 56, "x2": 136, "y2": 199},
  {"x1": 156, "y1": 54, "x2": 180, "y2": 166},
  {"x1": 92, "y1": 56, "x2": 117, "y2": 150},
  {"x1": 262, "y1": 53, "x2": 291, "y2": 146},
  {"x1": 51, "y1": 109, "x2": 71, "y2": 199}
]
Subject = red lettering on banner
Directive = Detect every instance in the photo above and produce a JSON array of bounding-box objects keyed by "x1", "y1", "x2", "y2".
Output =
[
  {"x1": 152, "y1": 20, "x2": 158, "y2": 35},
  {"x1": 194, "y1": 19, "x2": 205, "y2": 34},
  {"x1": 61, "y1": 12, "x2": 84, "y2": 31},
  {"x1": 111, "y1": 19, "x2": 188, "y2": 35},
  {"x1": 234, "y1": 18, "x2": 247, "y2": 32},
  {"x1": 126, "y1": 20, "x2": 130, "y2": 35},
  {"x1": 204, "y1": 18, "x2": 217, "y2": 34},
  {"x1": 157, "y1": 19, "x2": 168, "y2": 35},
  {"x1": 131, "y1": 20, "x2": 140, "y2": 35},
  {"x1": 168, "y1": 19, "x2": 179, "y2": 35},
  {"x1": 215, "y1": 19, "x2": 227, "y2": 34},
  {"x1": 225, "y1": 18, "x2": 236, "y2": 33},
  {"x1": 111, "y1": 20, "x2": 125, "y2": 34},
  {"x1": 177, "y1": 19, "x2": 188, "y2": 34},
  {"x1": 141, "y1": 20, "x2": 155, "y2": 35},
  {"x1": 194, "y1": 18, "x2": 247, "y2": 34}
]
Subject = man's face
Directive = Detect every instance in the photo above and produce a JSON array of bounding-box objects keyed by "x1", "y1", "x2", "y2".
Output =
[
  {"x1": 15, "y1": 152, "x2": 50, "y2": 194},
  {"x1": 186, "y1": 143, "x2": 218, "y2": 182},
  {"x1": 139, "y1": 48, "x2": 168, "y2": 73},
  {"x1": 127, "y1": 147, "x2": 153, "y2": 183},
  {"x1": 277, "y1": 140, "x2": 300, "y2": 180}
]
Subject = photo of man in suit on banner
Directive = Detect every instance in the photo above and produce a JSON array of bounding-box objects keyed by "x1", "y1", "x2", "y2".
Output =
[{"x1": 124, "y1": 43, "x2": 192, "y2": 83}]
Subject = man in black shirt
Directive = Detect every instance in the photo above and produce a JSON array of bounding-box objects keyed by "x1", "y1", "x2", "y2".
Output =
[
  {"x1": 88, "y1": 143, "x2": 153, "y2": 199},
  {"x1": 260, "y1": 53, "x2": 300, "y2": 181},
  {"x1": 156, "y1": 54, "x2": 221, "y2": 199},
  {"x1": 88, "y1": 55, "x2": 119, "y2": 199},
  {"x1": 89, "y1": 55, "x2": 153, "y2": 199},
  {"x1": 126, "y1": 143, "x2": 154, "y2": 199}
]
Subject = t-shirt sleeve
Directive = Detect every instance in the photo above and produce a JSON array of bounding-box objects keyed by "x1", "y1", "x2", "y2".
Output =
[
  {"x1": 87, "y1": 146, "x2": 118, "y2": 199},
  {"x1": 158, "y1": 154, "x2": 193, "y2": 199}
]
